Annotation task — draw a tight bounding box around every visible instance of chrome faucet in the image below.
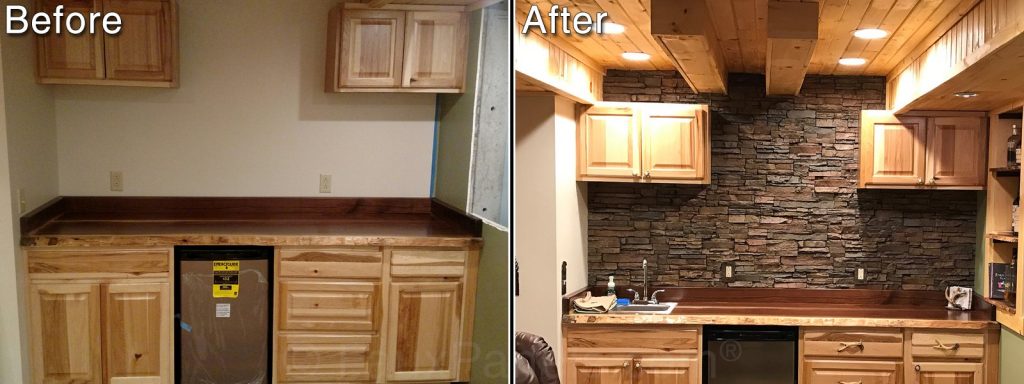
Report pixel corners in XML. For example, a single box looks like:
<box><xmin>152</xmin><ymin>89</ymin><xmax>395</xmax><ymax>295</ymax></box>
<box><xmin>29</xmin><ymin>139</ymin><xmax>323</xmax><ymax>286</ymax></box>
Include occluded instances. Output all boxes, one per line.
<box><xmin>626</xmin><ymin>259</ymin><xmax>667</xmax><ymax>304</ymax></box>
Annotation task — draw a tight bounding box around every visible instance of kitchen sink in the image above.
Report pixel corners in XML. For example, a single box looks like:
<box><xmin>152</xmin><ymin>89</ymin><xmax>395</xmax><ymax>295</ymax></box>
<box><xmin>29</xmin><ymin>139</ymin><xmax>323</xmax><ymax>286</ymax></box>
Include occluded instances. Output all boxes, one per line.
<box><xmin>609</xmin><ymin>302</ymin><xmax>677</xmax><ymax>314</ymax></box>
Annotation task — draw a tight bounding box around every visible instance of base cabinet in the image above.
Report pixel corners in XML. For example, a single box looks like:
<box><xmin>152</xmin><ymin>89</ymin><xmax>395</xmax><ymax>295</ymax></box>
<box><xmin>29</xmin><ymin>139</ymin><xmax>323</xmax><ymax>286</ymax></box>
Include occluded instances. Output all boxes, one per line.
<box><xmin>635</xmin><ymin>358</ymin><xmax>698</xmax><ymax>384</ymax></box>
<box><xmin>566</xmin><ymin>357</ymin><xmax>633</xmax><ymax>384</ymax></box>
<box><xmin>103</xmin><ymin>283</ymin><xmax>170</xmax><ymax>384</ymax></box>
<box><xmin>29</xmin><ymin>283</ymin><xmax>103</xmax><ymax>384</ymax></box>
<box><xmin>911</xmin><ymin>362</ymin><xmax>983</xmax><ymax>384</ymax></box>
<box><xmin>385</xmin><ymin>281</ymin><xmax>463</xmax><ymax>381</ymax></box>
<box><xmin>803</xmin><ymin>360</ymin><xmax>901</xmax><ymax>384</ymax></box>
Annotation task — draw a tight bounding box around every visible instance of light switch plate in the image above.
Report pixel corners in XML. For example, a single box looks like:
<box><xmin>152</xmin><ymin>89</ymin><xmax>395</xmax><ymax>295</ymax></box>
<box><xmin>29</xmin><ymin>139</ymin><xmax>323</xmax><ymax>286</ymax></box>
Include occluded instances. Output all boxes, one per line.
<box><xmin>857</xmin><ymin>268</ymin><xmax>866</xmax><ymax>281</ymax></box>
<box><xmin>110</xmin><ymin>171</ymin><xmax>124</xmax><ymax>192</ymax></box>
<box><xmin>16</xmin><ymin>188</ymin><xmax>25</xmax><ymax>214</ymax></box>
<box><xmin>319</xmin><ymin>174</ymin><xmax>331</xmax><ymax>193</ymax></box>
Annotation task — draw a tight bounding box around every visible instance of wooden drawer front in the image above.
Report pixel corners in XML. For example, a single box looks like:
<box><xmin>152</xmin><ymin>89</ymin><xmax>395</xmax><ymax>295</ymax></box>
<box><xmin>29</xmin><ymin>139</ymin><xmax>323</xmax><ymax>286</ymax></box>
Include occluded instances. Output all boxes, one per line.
<box><xmin>803</xmin><ymin>329</ymin><xmax>904</xmax><ymax>359</ymax></box>
<box><xmin>804</xmin><ymin>360</ymin><xmax>901</xmax><ymax>384</ymax></box>
<box><xmin>565</xmin><ymin>326</ymin><xmax>699</xmax><ymax>354</ymax></box>
<box><xmin>279</xmin><ymin>248</ymin><xmax>382</xmax><ymax>279</ymax></box>
<box><xmin>27</xmin><ymin>249</ymin><xmax>169</xmax><ymax>277</ymax></box>
<box><xmin>390</xmin><ymin>249</ymin><xmax>466</xmax><ymax>277</ymax></box>
<box><xmin>278</xmin><ymin>334</ymin><xmax>378</xmax><ymax>382</ymax></box>
<box><xmin>280</xmin><ymin>281</ymin><xmax>380</xmax><ymax>331</ymax></box>
<box><xmin>910</xmin><ymin>331</ymin><xmax>985</xmax><ymax>359</ymax></box>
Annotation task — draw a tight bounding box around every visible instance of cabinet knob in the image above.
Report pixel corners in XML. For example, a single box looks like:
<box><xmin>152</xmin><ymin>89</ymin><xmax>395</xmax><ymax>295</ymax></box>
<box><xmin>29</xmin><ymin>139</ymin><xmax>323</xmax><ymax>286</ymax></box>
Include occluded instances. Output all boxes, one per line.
<box><xmin>917</xmin><ymin>178</ymin><xmax>924</xmax><ymax>184</ymax></box>
<box><xmin>632</xmin><ymin>171</ymin><xmax>639</xmax><ymax>177</ymax></box>
<box><xmin>915</xmin><ymin>365</ymin><xmax>921</xmax><ymax>372</ymax></box>
<box><xmin>622</xmin><ymin>362</ymin><xmax>628</xmax><ymax>368</ymax></box>
<box><xmin>635</xmin><ymin>362</ymin><xmax>641</xmax><ymax>369</ymax></box>
<box><xmin>644</xmin><ymin>171</ymin><xmax>651</xmax><ymax>178</ymax></box>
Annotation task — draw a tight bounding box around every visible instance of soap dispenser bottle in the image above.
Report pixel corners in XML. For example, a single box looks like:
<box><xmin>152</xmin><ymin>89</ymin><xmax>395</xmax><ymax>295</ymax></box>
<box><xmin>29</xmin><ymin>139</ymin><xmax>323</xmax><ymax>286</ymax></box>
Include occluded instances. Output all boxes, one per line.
<box><xmin>607</xmin><ymin>276</ymin><xmax>616</xmax><ymax>297</ymax></box>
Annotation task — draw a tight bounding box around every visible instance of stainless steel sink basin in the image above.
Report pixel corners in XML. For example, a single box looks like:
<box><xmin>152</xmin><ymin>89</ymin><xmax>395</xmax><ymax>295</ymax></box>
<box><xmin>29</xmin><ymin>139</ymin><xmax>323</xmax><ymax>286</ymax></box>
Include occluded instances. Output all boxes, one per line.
<box><xmin>609</xmin><ymin>302</ymin><xmax>677</xmax><ymax>314</ymax></box>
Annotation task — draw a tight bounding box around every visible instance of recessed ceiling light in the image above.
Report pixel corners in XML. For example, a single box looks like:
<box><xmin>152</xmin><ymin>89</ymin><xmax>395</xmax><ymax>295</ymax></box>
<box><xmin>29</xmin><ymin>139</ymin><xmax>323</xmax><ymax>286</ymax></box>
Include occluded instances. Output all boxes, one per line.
<box><xmin>838</xmin><ymin>57</ymin><xmax>867</xmax><ymax>66</ymax></box>
<box><xmin>602</xmin><ymin>22</ymin><xmax>626</xmax><ymax>34</ymax></box>
<box><xmin>622</xmin><ymin>52</ymin><xmax>651</xmax><ymax>61</ymax></box>
<box><xmin>954</xmin><ymin>91</ymin><xmax>978</xmax><ymax>98</ymax></box>
<box><xmin>853</xmin><ymin>28</ymin><xmax>888</xmax><ymax>39</ymax></box>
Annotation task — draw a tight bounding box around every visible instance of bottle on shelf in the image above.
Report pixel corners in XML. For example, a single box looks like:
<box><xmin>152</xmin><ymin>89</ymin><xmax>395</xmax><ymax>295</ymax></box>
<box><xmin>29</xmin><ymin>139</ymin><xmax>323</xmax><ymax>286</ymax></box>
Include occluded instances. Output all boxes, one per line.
<box><xmin>1014</xmin><ymin>196</ymin><xmax>1020</xmax><ymax>234</ymax></box>
<box><xmin>1009</xmin><ymin>124</ymin><xmax>1021</xmax><ymax>168</ymax></box>
<box><xmin>606</xmin><ymin>275</ymin><xmax>616</xmax><ymax>297</ymax></box>
<box><xmin>1008</xmin><ymin>256</ymin><xmax>1017</xmax><ymax>305</ymax></box>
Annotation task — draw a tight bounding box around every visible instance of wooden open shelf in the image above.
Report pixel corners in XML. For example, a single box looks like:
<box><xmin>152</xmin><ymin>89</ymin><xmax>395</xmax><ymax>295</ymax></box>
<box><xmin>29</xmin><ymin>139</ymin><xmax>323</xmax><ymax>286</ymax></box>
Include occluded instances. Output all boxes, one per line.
<box><xmin>991</xmin><ymin>167</ymin><xmax>1022</xmax><ymax>177</ymax></box>
<box><xmin>983</xmin><ymin>296</ymin><xmax>1017</xmax><ymax>314</ymax></box>
<box><xmin>988</xmin><ymin>232</ymin><xmax>1019</xmax><ymax>243</ymax></box>
<box><xmin>983</xmin><ymin>102</ymin><xmax>1024</xmax><ymax>335</ymax></box>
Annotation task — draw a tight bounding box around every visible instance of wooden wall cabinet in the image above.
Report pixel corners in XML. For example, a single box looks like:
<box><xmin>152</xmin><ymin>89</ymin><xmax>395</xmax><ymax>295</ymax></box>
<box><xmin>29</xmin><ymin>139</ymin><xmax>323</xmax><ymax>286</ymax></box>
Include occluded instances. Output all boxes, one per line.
<box><xmin>326</xmin><ymin>4</ymin><xmax>468</xmax><ymax>93</ymax></box>
<box><xmin>859</xmin><ymin>111</ymin><xmax>987</xmax><ymax>189</ymax></box>
<box><xmin>36</xmin><ymin>0</ymin><xmax>178</xmax><ymax>87</ymax></box>
<box><xmin>578</xmin><ymin>102</ymin><xmax>710</xmax><ymax>184</ymax></box>
<box><xmin>26</xmin><ymin>249</ymin><xmax>172</xmax><ymax>384</ymax></box>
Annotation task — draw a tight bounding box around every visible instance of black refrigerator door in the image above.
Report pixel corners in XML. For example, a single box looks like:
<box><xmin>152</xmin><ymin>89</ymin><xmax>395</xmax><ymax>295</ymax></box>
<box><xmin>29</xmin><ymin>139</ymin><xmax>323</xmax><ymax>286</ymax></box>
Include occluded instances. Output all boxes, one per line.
<box><xmin>176</xmin><ymin>247</ymin><xmax>273</xmax><ymax>384</ymax></box>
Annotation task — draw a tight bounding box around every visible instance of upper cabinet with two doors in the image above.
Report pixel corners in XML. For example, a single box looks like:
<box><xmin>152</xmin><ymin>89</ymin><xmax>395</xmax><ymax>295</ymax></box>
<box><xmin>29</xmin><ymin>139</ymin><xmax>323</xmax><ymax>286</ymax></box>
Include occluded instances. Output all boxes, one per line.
<box><xmin>325</xmin><ymin>3</ymin><xmax>468</xmax><ymax>93</ymax></box>
<box><xmin>859</xmin><ymin>110</ymin><xmax>987</xmax><ymax>189</ymax></box>
<box><xmin>578</xmin><ymin>102</ymin><xmax>711</xmax><ymax>184</ymax></box>
<box><xmin>36</xmin><ymin>0</ymin><xmax>178</xmax><ymax>87</ymax></box>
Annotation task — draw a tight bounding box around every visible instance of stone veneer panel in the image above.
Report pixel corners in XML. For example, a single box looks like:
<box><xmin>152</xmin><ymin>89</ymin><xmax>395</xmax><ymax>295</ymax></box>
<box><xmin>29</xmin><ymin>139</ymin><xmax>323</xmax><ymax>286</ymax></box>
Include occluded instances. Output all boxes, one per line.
<box><xmin>591</xmin><ymin>71</ymin><xmax>978</xmax><ymax>290</ymax></box>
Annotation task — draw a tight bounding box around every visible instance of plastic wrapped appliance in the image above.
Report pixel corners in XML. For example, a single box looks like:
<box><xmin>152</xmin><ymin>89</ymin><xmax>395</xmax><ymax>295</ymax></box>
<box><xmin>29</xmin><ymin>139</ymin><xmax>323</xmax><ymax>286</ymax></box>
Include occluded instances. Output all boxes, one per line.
<box><xmin>175</xmin><ymin>246</ymin><xmax>273</xmax><ymax>384</ymax></box>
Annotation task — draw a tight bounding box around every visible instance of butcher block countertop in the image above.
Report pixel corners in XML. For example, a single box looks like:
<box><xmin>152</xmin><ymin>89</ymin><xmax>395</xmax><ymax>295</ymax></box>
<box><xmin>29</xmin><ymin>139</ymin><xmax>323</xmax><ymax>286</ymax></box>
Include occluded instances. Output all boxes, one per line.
<box><xmin>21</xmin><ymin>197</ymin><xmax>482</xmax><ymax>248</ymax></box>
<box><xmin>563</xmin><ymin>287</ymin><xmax>998</xmax><ymax>330</ymax></box>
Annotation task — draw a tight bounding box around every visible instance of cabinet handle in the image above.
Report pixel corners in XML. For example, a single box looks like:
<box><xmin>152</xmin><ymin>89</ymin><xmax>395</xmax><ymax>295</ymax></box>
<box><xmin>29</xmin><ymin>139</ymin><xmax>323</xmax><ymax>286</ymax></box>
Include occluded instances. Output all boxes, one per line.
<box><xmin>933</xmin><ymin>340</ymin><xmax>960</xmax><ymax>351</ymax></box>
<box><xmin>838</xmin><ymin>381</ymin><xmax>862</xmax><ymax>384</ymax></box>
<box><xmin>836</xmin><ymin>341</ymin><xmax>863</xmax><ymax>352</ymax></box>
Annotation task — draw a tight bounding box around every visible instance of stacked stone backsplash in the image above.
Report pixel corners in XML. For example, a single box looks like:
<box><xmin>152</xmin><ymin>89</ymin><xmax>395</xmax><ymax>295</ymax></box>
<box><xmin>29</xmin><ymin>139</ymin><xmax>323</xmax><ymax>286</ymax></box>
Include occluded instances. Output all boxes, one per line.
<box><xmin>590</xmin><ymin>71</ymin><xmax>978</xmax><ymax>290</ymax></box>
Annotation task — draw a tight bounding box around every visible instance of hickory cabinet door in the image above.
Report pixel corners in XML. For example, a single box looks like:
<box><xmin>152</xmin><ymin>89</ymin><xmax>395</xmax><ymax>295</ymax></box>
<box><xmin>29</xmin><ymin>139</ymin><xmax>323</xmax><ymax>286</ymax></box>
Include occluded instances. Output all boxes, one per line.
<box><xmin>566</xmin><ymin>357</ymin><xmax>633</xmax><ymax>384</ymax></box>
<box><xmin>912</xmin><ymin>362</ymin><xmax>983</xmax><ymax>384</ymax></box>
<box><xmin>386</xmin><ymin>281</ymin><xmax>462</xmax><ymax>382</ymax></box>
<box><xmin>29</xmin><ymin>283</ymin><xmax>102</xmax><ymax>384</ymax></box>
<box><xmin>860</xmin><ymin>112</ymin><xmax>927</xmax><ymax>187</ymax></box>
<box><xmin>926</xmin><ymin>117</ymin><xmax>986</xmax><ymax>187</ymax></box>
<box><xmin>402</xmin><ymin>11</ymin><xmax>467</xmax><ymax>89</ymax></box>
<box><xmin>803</xmin><ymin>359</ymin><xmax>901</xmax><ymax>384</ymax></box>
<box><xmin>102</xmin><ymin>0</ymin><xmax>175</xmax><ymax>82</ymax></box>
<box><xmin>103</xmin><ymin>283</ymin><xmax>170</xmax><ymax>384</ymax></box>
<box><xmin>578</xmin><ymin>104</ymin><xmax>642</xmax><ymax>180</ymax></box>
<box><xmin>641</xmin><ymin>104</ymin><xmax>706</xmax><ymax>181</ymax></box>
<box><xmin>36</xmin><ymin>0</ymin><xmax>104</xmax><ymax>80</ymax></box>
<box><xmin>635</xmin><ymin>357</ymin><xmax>698</xmax><ymax>384</ymax></box>
<box><xmin>338</xmin><ymin>10</ymin><xmax>406</xmax><ymax>88</ymax></box>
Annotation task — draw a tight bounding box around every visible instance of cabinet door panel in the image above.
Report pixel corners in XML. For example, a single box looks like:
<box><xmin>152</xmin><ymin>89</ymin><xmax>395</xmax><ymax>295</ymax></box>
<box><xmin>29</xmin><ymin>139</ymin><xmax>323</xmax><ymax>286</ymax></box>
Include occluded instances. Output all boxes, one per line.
<box><xmin>386</xmin><ymin>281</ymin><xmax>461</xmax><ymax>381</ymax></box>
<box><xmin>642</xmin><ymin>104</ymin><xmax>706</xmax><ymax>181</ymax></box>
<box><xmin>635</xmin><ymin>357</ymin><xmax>697</xmax><ymax>384</ymax></box>
<box><xmin>102</xmin><ymin>0</ymin><xmax>175</xmax><ymax>81</ymax></box>
<box><xmin>36</xmin><ymin>0</ymin><xmax>104</xmax><ymax>80</ymax></box>
<box><xmin>913</xmin><ymin>362</ymin><xmax>982</xmax><ymax>384</ymax></box>
<box><xmin>402</xmin><ymin>11</ymin><xmax>466</xmax><ymax>88</ymax></box>
<box><xmin>280</xmin><ymin>281</ymin><xmax>381</xmax><ymax>331</ymax></box>
<box><xmin>927</xmin><ymin>117</ymin><xmax>986</xmax><ymax>187</ymax></box>
<box><xmin>339</xmin><ymin>10</ymin><xmax>405</xmax><ymax>88</ymax></box>
<box><xmin>30</xmin><ymin>283</ymin><xmax>102</xmax><ymax>384</ymax></box>
<box><xmin>104</xmin><ymin>283</ymin><xmax>170</xmax><ymax>384</ymax></box>
<box><xmin>579</xmin><ymin>104</ymin><xmax>641</xmax><ymax>179</ymax></box>
<box><xmin>566</xmin><ymin>357</ymin><xmax>632</xmax><ymax>384</ymax></box>
<box><xmin>804</xmin><ymin>359</ymin><xmax>900</xmax><ymax>384</ymax></box>
<box><xmin>860</xmin><ymin>111</ymin><xmax>927</xmax><ymax>187</ymax></box>
<box><xmin>278</xmin><ymin>334</ymin><xmax>378</xmax><ymax>382</ymax></box>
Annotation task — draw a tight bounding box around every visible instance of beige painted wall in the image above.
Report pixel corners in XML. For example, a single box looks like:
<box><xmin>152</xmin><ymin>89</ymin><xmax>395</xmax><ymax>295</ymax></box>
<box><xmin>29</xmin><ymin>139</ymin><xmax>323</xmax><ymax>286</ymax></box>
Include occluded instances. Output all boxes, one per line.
<box><xmin>54</xmin><ymin>0</ymin><xmax>436</xmax><ymax>197</ymax></box>
<box><xmin>514</xmin><ymin>93</ymin><xmax>587</xmax><ymax>360</ymax></box>
<box><xmin>0</xmin><ymin>3</ymin><xmax>61</xmax><ymax>381</ymax></box>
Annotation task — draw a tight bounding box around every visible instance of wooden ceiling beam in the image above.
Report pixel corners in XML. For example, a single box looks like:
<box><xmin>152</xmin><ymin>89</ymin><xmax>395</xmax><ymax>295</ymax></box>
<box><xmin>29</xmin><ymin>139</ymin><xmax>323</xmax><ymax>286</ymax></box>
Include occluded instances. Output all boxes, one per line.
<box><xmin>765</xmin><ymin>1</ymin><xmax>818</xmax><ymax>96</ymax></box>
<box><xmin>650</xmin><ymin>0</ymin><xmax>728</xmax><ymax>94</ymax></box>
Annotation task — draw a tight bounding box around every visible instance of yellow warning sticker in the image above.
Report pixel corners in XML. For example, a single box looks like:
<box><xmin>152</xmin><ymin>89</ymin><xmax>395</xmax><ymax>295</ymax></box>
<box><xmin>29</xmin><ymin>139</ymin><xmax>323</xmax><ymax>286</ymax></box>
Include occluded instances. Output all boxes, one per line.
<box><xmin>212</xmin><ymin>260</ymin><xmax>239</xmax><ymax>298</ymax></box>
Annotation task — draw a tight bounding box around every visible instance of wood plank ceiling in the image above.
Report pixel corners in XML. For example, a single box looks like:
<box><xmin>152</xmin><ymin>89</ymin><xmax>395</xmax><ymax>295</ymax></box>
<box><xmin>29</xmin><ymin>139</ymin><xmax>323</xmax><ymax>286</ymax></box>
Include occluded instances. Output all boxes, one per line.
<box><xmin>516</xmin><ymin>0</ymin><xmax>978</xmax><ymax>76</ymax></box>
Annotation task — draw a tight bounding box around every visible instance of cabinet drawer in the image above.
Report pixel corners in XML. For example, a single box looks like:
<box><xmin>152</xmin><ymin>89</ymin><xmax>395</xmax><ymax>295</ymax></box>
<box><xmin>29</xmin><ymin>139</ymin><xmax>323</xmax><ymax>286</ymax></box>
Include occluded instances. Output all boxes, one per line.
<box><xmin>565</xmin><ymin>326</ymin><xmax>699</xmax><ymax>354</ymax></box>
<box><xmin>277</xmin><ymin>333</ymin><xmax>378</xmax><ymax>382</ymax></box>
<box><xmin>910</xmin><ymin>331</ymin><xmax>985</xmax><ymax>359</ymax></box>
<box><xmin>390</xmin><ymin>249</ymin><xmax>466</xmax><ymax>277</ymax></box>
<box><xmin>804</xmin><ymin>359</ymin><xmax>901</xmax><ymax>384</ymax></box>
<box><xmin>279</xmin><ymin>281</ymin><xmax>380</xmax><ymax>331</ymax></box>
<box><xmin>27</xmin><ymin>249</ymin><xmax>169</xmax><ymax>277</ymax></box>
<box><xmin>279</xmin><ymin>248</ymin><xmax>382</xmax><ymax>278</ymax></box>
<box><xmin>803</xmin><ymin>329</ymin><xmax>903</xmax><ymax>358</ymax></box>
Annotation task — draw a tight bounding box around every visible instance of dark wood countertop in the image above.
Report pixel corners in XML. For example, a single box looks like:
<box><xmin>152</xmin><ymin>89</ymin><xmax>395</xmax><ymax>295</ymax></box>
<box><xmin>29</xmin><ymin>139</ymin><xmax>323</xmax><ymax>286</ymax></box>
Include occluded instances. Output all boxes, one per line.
<box><xmin>563</xmin><ymin>287</ymin><xmax>997</xmax><ymax>330</ymax></box>
<box><xmin>21</xmin><ymin>197</ymin><xmax>482</xmax><ymax>247</ymax></box>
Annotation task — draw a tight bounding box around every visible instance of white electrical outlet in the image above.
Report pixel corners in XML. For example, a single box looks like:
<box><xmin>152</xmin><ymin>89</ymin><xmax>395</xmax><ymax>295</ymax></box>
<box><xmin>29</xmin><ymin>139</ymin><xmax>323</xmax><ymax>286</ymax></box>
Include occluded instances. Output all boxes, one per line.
<box><xmin>725</xmin><ymin>265</ymin><xmax>734</xmax><ymax>278</ymax></box>
<box><xmin>17</xmin><ymin>188</ymin><xmax>25</xmax><ymax>214</ymax></box>
<box><xmin>319</xmin><ymin>174</ymin><xmax>332</xmax><ymax>193</ymax></box>
<box><xmin>110</xmin><ymin>171</ymin><xmax>124</xmax><ymax>192</ymax></box>
<box><xmin>857</xmin><ymin>268</ymin><xmax>866</xmax><ymax>281</ymax></box>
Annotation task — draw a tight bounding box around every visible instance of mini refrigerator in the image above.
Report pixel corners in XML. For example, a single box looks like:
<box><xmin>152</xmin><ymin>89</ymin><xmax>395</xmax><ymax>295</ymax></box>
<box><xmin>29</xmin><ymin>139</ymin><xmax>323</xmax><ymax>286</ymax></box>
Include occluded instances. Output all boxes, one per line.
<box><xmin>175</xmin><ymin>246</ymin><xmax>273</xmax><ymax>384</ymax></box>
